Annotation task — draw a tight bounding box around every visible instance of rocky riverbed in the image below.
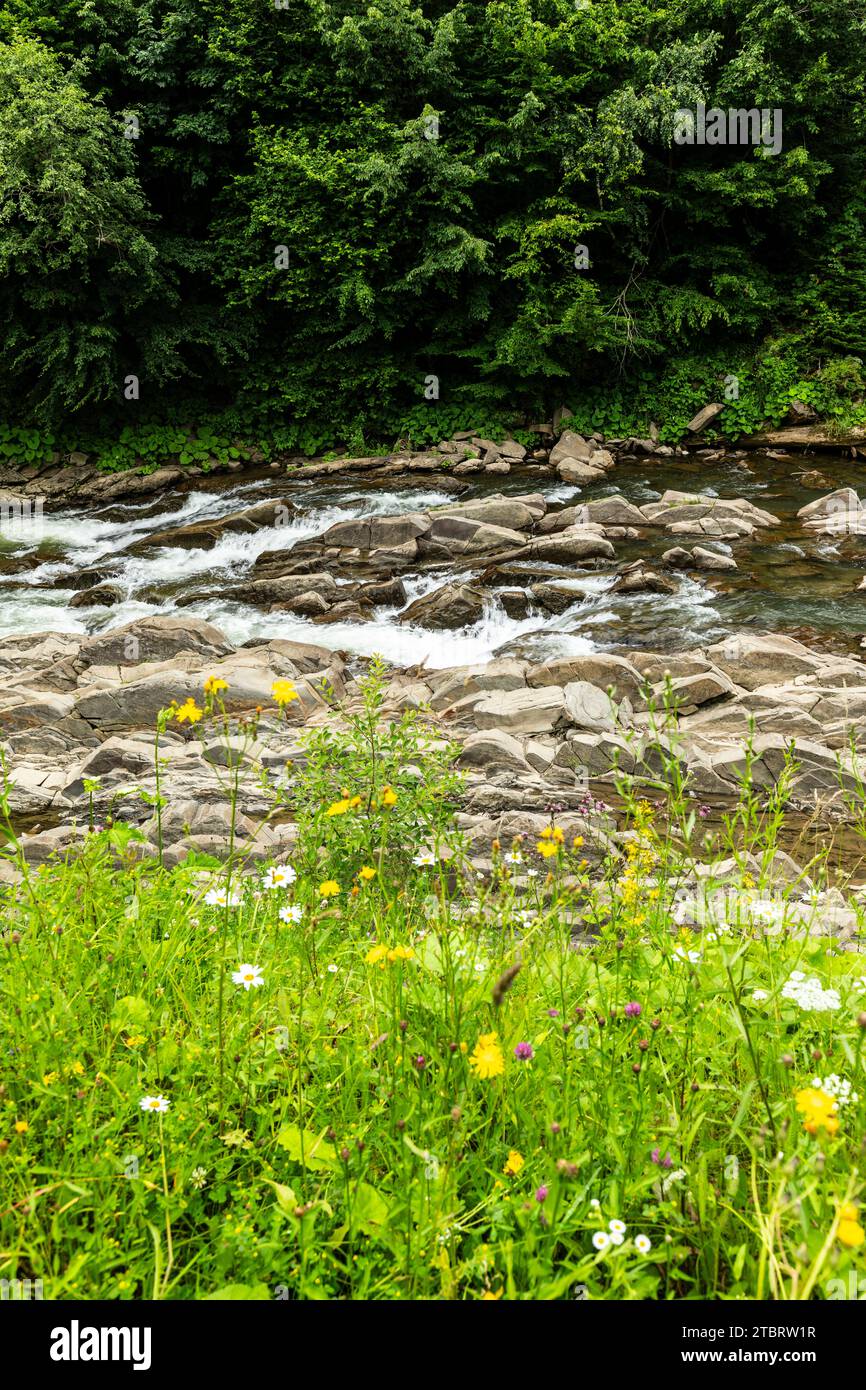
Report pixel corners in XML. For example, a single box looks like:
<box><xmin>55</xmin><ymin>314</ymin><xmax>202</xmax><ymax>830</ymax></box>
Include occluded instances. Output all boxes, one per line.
<box><xmin>3</xmin><ymin>428</ymin><xmax>866</xmax><ymax>886</ymax></box>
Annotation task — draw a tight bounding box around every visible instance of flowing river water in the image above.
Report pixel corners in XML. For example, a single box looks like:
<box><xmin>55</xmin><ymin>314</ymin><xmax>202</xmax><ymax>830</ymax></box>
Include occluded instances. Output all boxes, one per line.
<box><xmin>1</xmin><ymin>450</ymin><xmax>865</xmax><ymax>667</ymax></box>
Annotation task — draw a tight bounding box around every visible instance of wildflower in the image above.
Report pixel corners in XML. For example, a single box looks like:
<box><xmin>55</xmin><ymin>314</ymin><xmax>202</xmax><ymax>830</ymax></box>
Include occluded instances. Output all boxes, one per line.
<box><xmin>271</xmin><ymin>679</ymin><xmax>299</xmax><ymax>706</ymax></box>
<box><xmin>661</xmin><ymin>1168</ymin><xmax>687</xmax><ymax>1196</ymax></box>
<box><xmin>609</xmin><ymin>1219</ymin><xmax>626</xmax><ymax>1235</ymax></box>
<box><xmin>139</xmin><ymin>1096</ymin><xmax>170</xmax><ymax>1114</ymax></box>
<box><xmin>232</xmin><ymin>964</ymin><xmax>264</xmax><ymax>991</ymax></box>
<box><xmin>190</xmin><ymin>1167</ymin><xmax>208</xmax><ymax>1190</ymax></box>
<box><xmin>278</xmin><ymin>904</ymin><xmax>303</xmax><ymax>924</ymax></box>
<box><xmin>610</xmin><ymin>1230</ymin><xmax>625</xmax><ymax>1246</ymax></box>
<box><xmin>503</xmin><ymin>851</ymin><xmax>522</xmax><ymax>865</ymax></box>
<box><xmin>42</xmin><ymin>1072</ymin><xmax>58</xmax><ymax>1086</ymax></box>
<box><xmin>204</xmin><ymin>886</ymin><xmax>242</xmax><ymax>908</ymax></box>
<box><xmin>635</xmin><ymin>1234</ymin><xmax>652</xmax><ymax>1254</ymax></box>
<box><xmin>480</xmin><ymin>1289</ymin><xmax>503</xmax><ymax>1300</ymax></box>
<box><xmin>469</xmin><ymin>1032</ymin><xmax>505</xmax><ymax>1081</ymax></box>
<box><xmin>503</xmin><ymin>1150</ymin><xmax>524</xmax><ymax>1176</ymax></box>
<box><xmin>795</xmin><ymin>1086</ymin><xmax>839</xmax><ymax>1136</ymax></box>
<box><xmin>781</xmin><ymin>972</ymin><xmax>840</xmax><ymax>1013</ymax></box>
<box><xmin>813</xmin><ymin>1074</ymin><xmax>858</xmax><ymax>1106</ymax></box>
<box><xmin>366</xmin><ymin>944</ymin><xmax>388</xmax><ymax>966</ymax></box>
<box><xmin>326</xmin><ymin>798</ymin><xmax>351</xmax><ymax>816</ymax></box>
<box><xmin>14</xmin><ymin>1120</ymin><xmax>28</xmax><ymax>1134</ymax></box>
<box><xmin>837</xmin><ymin>1203</ymin><xmax>865</xmax><ymax>1248</ymax></box>
<box><xmin>592</xmin><ymin>1231</ymin><xmax>610</xmax><ymax>1251</ymax></box>
<box><xmin>262</xmin><ymin>864</ymin><xmax>296</xmax><ymax>890</ymax></box>
<box><xmin>513</xmin><ymin>1041</ymin><xmax>534</xmax><ymax>1061</ymax></box>
<box><xmin>535</xmin><ymin>1186</ymin><xmax>548</xmax><ymax>1203</ymax></box>
<box><xmin>318</xmin><ymin>880</ymin><xmax>340</xmax><ymax>897</ymax></box>
<box><xmin>175</xmin><ymin>697</ymin><xmax>203</xmax><ymax>725</ymax></box>
<box><xmin>624</xmin><ymin>1002</ymin><xmax>642</xmax><ymax>1018</ymax></box>
<box><xmin>536</xmin><ymin>839</ymin><xmax>559</xmax><ymax>859</ymax></box>
<box><xmin>327</xmin><ymin>963</ymin><xmax>338</xmax><ymax>974</ymax></box>
<box><xmin>203</xmin><ymin>676</ymin><xmax>229</xmax><ymax>695</ymax></box>
<box><xmin>413</xmin><ymin>851</ymin><xmax>436</xmax><ymax>867</ymax></box>
<box><xmin>672</xmin><ymin>946</ymin><xmax>702</xmax><ymax>965</ymax></box>
<box><xmin>387</xmin><ymin>945</ymin><xmax>415</xmax><ymax>963</ymax></box>
<box><xmin>358</xmin><ymin>866</ymin><xmax>377</xmax><ymax>881</ymax></box>
<box><xmin>651</xmin><ymin>1147</ymin><xmax>673</xmax><ymax>1169</ymax></box>
<box><xmin>751</xmin><ymin>989</ymin><xmax>769</xmax><ymax>1003</ymax></box>
<box><xmin>381</xmin><ymin>786</ymin><xmax>397</xmax><ymax>807</ymax></box>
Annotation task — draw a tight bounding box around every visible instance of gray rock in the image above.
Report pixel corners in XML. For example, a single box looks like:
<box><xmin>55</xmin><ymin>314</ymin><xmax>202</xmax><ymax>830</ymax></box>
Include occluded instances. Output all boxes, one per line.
<box><xmin>473</xmin><ymin>687</ymin><xmax>568</xmax><ymax>736</ymax></box>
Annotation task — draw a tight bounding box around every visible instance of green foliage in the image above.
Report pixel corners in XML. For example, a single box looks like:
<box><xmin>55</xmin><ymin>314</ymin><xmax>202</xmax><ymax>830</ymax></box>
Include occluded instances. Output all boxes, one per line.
<box><xmin>2</xmin><ymin>672</ymin><xmax>866</xmax><ymax>1298</ymax></box>
<box><xmin>0</xmin><ymin>1</ymin><xmax>864</xmax><ymax>442</ymax></box>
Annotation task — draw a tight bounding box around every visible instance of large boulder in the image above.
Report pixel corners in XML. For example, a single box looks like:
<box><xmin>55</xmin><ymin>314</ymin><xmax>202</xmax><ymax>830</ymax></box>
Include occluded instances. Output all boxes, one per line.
<box><xmin>507</xmin><ymin>527</ymin><xmax>616</xmax><ymax>564</ymax></box>
<box><xmin>399</xmin><ymin>582</ymin><xmax>486</xmax><ymax>629</ymax></box>
<box><xmin>706</xmin><ymin>634</ymin><xmax>826</xmax><ymax>690</ymax></box>
<box><xmin>473</xmin><ymin>687</ymin><xmax>568</xmax><ymax>736</ymax></box>
<box><xmin>321</xmin><ymin>512</ymin><xmax>430</xmax><ymax>550</ymax></box>
<box><xmin>75</xmin><ymin>616</ymin><xmax>232</xmax><ymax>670</ymax></box>
<box><xmin>528</xmin><ymin>653</ymin><xmax>644</xmax><ymax>704</ymax></box>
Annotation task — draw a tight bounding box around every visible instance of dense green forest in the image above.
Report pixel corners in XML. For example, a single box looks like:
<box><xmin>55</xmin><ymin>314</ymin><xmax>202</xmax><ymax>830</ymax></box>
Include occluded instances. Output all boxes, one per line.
<box><xmin>1</xmin><ymin>0</ymin><xmax>865</xmax><ymax>457</ymax></box>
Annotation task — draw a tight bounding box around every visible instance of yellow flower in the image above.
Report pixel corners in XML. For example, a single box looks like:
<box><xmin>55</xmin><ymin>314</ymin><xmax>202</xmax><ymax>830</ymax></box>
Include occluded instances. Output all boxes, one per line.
<box><xmin>69</xmin><ymin>1061</ymin><xmax>84</xmax><ymax>1076</ymax></box>
<box><xmin>381</xmin><ymin>786</ymin><xmax>397</xmax><ymax>807</ymax></box>
<box><xmin>14</xmin><ymin>1120</ymin><xmax>28</xmax><ymax>1134</ymax></box>
<box><xmin>469</xmin><ymin>1032</ymin><xmax>505</xmax><ymax>1080</ymax></box>
<box><xmin>359</xmin><ymin>866</ymin><xmax>376</xmax><ymax>881</ymax></box>
<box><xmin>838</xmin><ymin>1218</ymin><xmax>865</xmax><ymax>1248</ymax></box>
<box><xmin>365</xmin><ymin>943</ymin><xmax>388</xmax><ymax>965</ymax></box>
<box><xmin>272</xmin><ymin>679</ymin><xmax>299</xmax><ymax>707</ymax></box>
<box><xmin>175</xmin><ymin>697</ymin><xmax>203</xmax><ymax>725</ymax></box>
<box><xmin>795</xmin><ymin>1087</ymin><xmax>839</xmax><ymax>1136</ymax></box>
<box><xmin>41</xmin><ymin>1072</ymin><xmax>58</xmax><ymax>1086</ymax></box>
<box><xmin>537</xmin><ymin>840</ymin><xmax>559</xmax><ymax>858</ymax></box>
<box><xmin>503</xmin><ymin>1149</ymin><xmax>524</xmax><ymax>1176</ymax></box>
<box><xmin>203</xmin><ymin>676</ymin><xmax>229</xmax><ymax>695</ymax></box>
<box><xmin>387</xmin><ymin>945</ymin><xmax>415</xmax><ymax>963</ymax></box>
<box><xmin>480</xmin><ymin>1289</ymin><xmax>503</xmax><ymax>1300</ymax></box>
<box><xmin>326</xmin><ymin>799</ymin><xmax>350</xmax><ymax>817</ymax></box>
<box><xmin>318</xmin><ymin>880</ymin><xmax>340</xmax><ymax>898</ymax></box>
<box><xmin>572</xmin><ymin>835</ymin><xmax>584</xmax><ymax>848</ymax></box>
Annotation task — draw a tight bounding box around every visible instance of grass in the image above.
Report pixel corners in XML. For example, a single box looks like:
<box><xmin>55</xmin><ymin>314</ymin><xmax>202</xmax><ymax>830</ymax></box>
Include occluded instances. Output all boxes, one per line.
<box><xmin>1</xmin><ymin>664</ymin><xmax>866</xmax><ymax>1301</ymax></box>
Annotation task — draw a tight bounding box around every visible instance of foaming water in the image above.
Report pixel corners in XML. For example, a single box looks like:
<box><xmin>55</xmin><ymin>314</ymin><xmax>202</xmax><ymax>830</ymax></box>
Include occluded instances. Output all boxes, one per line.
<box><xmin>3</xmin><ymin>448</ymin><xmax>854</xmax><ymax>662</ymax></box>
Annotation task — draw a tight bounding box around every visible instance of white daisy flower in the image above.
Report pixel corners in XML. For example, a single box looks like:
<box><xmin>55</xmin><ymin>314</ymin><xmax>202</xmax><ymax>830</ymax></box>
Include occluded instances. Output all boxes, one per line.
<box><xmin>592</xmin><ymin>1231</ymin><xmax>610</xmax><ymax>1251</ymax></box>
<box><xmin>589</xmin><ymin>1198</ymin><xmax>600</xmax><ymax>1209</ymax></box>
<box><xmin>751</xmin><ymin>988</ymin><xmax>769</xmax><ymax>1003</ymax></box>
<box><xmin>232</xmin><ymin>964</ymin><xmax>264</xmax><ymax>990</ymax></box>
<box><xmin>503</xmin><ymin>851</ymin><xmax>522</xmax><ymax>865</ymax></box>
<box><xmin>204</xmin><ymin>887</ymin><xmax>242</xmax><ymax>908</ymax></box>
<box><xmin>609</xmin><ymin>1231</ymin><xmax>624</xmax><ymax>1246</ymax></box>
<box><xmin>139</xmin><ymin>1094</ymin><xmax>170</xmax><ymax>1114</ymax></box>
<box><xmin>608</xmin><ymin>1219</ymin><xmax>626</xmax><ymax>1234</ymax></box>
<box><xmin>279</xmin><ymin>904</ymin><xmax>303</xmax><ymax>924</ymax></box>
<box><xmin>634</xmin><ymin>1234</ymin><xmax>652</xmax><ymax>1254</ymax></box>
<box><xmin>262</xmin><ymin>864</ymin><xmax>297</xmax><ymax>890</ymax></box>
<box><xmin>327</xmin><ymin>963</ymin><xmax>338</xmax><ymax>974</ymax></box>
<box><xmin>413</xmin><ymin>851</ymin><xmax>436</xmax><ymax>867</ymax></box>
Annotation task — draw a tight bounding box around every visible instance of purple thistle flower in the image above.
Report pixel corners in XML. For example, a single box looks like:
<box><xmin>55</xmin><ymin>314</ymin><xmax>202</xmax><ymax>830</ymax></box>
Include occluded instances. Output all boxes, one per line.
<box><xmin>547</xmin><ymin>1008</ymin><xmax>560</xmax><ymax>1018</ymax></box>
<box><xmin>624</xmin><ymin>1001</ymin><xmax>642</xmax><ymax>1018</ymax></box>
<box><xmin>514</xmin><ymin>1041</ymin><xmax>534</xmax><ymax>1060</ymax></box>
<box><xmin>535</xmin><ymin>1185</ymin><xmax>549</xmax><ymax>1203</ymax></box>
<box><xmin>413</xmin><ymin>1054</ymin><xmax>426</xmax><ymax>1070</ymax></box>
